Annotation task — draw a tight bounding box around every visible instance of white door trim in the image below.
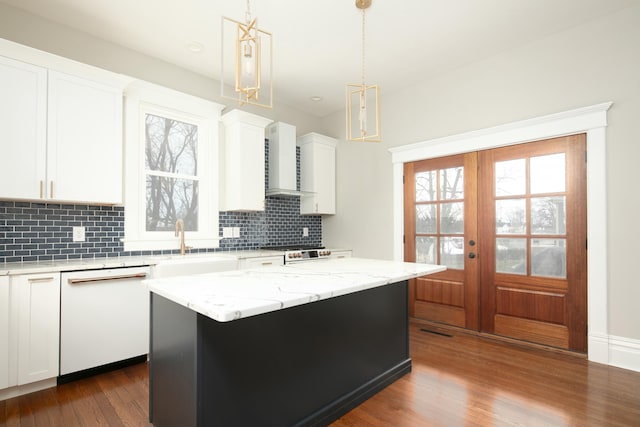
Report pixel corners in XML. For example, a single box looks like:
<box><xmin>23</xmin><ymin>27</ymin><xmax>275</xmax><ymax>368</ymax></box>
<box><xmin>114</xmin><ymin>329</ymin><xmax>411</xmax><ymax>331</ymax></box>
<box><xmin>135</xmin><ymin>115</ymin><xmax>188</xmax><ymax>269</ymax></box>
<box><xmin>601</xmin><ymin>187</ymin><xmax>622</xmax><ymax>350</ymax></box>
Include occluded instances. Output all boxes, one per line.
<box><xmin>390</xmin><ymin>102</ymin><xmax>612</xmax><ymax>365</ymax></box>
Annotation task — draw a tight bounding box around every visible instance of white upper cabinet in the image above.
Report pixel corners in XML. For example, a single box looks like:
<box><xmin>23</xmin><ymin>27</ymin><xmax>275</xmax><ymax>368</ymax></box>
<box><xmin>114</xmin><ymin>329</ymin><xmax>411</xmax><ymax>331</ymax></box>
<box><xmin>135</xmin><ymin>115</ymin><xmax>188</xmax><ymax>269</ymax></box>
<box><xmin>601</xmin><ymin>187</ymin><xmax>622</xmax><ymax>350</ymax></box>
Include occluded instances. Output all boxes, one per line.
<box><xmin>0</xmin><ymin>53</ymin><xmax>124</xmax><ymax>204</ymax></box>
<box><xmin>47</xmin><ymin>71</ymin><xmax>123</xmax><ymax>204</ymax></box>
<box><xmin>297</xmin><ymin>133</ymin><xmax>337</xmax><ymax>215</ymax></box>
<box><xmin>0</xmin><ymin>56</ymin><xmax>47</xmax><ymax>200</ymax></box>
<box><xmin>220</xmin><ymin>109</ymin><xmax>273</xmax><ymax>211</ymax></box>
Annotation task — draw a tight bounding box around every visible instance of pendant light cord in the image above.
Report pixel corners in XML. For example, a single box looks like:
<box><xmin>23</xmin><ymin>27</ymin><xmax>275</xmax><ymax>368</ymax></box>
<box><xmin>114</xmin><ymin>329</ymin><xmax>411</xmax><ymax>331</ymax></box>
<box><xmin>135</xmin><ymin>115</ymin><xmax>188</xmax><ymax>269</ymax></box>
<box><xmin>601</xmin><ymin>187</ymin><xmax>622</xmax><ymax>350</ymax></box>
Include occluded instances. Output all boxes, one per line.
<box><xmin>361</xmin><ymin>7</ymin><xmax>366</xmax><ymax>87</ymax></box>
<box><xmin>245</xmin><ymin>0</ymin><xmax>252</xmax><ymax>23</ymax></box>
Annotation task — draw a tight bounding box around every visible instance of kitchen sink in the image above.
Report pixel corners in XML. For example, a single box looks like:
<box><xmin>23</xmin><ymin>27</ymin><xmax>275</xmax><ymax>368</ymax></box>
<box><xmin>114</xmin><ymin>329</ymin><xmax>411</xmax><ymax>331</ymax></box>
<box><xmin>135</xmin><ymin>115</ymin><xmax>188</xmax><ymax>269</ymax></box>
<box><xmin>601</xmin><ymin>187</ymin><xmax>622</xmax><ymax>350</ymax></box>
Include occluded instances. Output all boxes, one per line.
<box><xmin>152</xmin><ymin>254</ymin><xmax>238</xmax><ymax>278</ymax></box>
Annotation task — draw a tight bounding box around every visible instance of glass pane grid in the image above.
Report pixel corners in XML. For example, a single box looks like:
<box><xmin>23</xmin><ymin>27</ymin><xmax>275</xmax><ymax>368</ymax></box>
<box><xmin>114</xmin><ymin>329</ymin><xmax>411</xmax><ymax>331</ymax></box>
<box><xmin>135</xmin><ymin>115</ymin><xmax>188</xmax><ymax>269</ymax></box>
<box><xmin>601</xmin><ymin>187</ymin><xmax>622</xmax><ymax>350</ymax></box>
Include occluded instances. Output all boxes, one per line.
<box><xmin>494</xmin><ymin>156</ymin><xmax>567</xmax><ymax>278</ymax></box>
<box><xmin>414</xmin><ymin>167</ymin><xmax>465</xmax><ymax>270</ymax></box>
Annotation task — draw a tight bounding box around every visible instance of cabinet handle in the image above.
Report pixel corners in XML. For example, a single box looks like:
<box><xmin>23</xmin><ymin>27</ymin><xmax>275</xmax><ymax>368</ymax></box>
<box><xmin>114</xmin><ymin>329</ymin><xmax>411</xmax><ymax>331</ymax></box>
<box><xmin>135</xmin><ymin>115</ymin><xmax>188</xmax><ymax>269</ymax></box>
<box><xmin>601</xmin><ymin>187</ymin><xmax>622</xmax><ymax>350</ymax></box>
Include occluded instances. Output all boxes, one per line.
<box><xmin>261</xmin><ymin>262</ymin><xmax>273</xmax><ymax>266</ymax></box>
<box><xmin>28</xmin><ymin>276</ymin><xmax>55</xmax><ymax>283</ymax></box>
<box><xmin>50</xmin><ymin>181</ymin><xmax>54</xmax><ymax>199</ymax></box>
<box><xmin>67</xmin><ymin>272</ymin><xmax>147</xmax><ymax>284</ymax></box>
<box><xmin>39</xmin><ymin>180</ymin><xmax>43</xmax><ymax>199</ymax></box>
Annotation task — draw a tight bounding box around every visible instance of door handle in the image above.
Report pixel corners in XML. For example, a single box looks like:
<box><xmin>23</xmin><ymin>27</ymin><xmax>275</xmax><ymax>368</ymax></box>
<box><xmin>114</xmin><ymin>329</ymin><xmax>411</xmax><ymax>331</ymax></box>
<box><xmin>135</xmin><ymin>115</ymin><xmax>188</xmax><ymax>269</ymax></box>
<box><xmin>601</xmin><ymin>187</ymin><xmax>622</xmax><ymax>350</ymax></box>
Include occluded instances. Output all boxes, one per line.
<box><xmin>468</xmin><ymin>252</ymin><xmax>476</xmax><ymax>259</ymax></box>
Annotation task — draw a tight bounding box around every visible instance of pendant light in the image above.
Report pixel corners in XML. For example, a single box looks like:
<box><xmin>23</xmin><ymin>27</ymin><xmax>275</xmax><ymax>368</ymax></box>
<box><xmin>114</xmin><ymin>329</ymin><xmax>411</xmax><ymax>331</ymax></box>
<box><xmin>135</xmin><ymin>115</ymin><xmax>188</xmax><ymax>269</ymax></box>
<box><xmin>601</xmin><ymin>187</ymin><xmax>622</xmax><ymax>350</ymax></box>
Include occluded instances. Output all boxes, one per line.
<box><xmin>221</xmin><ymin>0</ymin><xmax>273</xmax><ymax>108</ymax></box>
<box><xmin>346</xmin><ymin>0</ymin><xmax>381</xmax><ymax>142</ymax></box>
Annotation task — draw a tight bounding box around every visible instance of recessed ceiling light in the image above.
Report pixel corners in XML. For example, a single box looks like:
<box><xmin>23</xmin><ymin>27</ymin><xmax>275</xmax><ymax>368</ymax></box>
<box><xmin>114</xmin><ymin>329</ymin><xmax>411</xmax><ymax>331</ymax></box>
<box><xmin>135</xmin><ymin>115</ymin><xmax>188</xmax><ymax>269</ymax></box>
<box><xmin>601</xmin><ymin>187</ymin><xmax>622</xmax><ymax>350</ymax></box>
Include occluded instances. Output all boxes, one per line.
<box><xmin>310</xmin><ymin>96</ymin><xmax>323</xmax><ymax>102</ymax></box>
<box><xmin>186</xmin><ymin>42</ymin><xmax>204</xmax><ymax>53</ymax></box>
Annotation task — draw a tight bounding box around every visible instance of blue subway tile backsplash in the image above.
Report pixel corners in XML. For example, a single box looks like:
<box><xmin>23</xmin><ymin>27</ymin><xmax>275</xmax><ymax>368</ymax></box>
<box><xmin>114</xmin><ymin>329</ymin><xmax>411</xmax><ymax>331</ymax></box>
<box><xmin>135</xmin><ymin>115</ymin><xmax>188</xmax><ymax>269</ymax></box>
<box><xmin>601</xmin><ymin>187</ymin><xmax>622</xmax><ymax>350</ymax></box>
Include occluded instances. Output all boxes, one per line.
<box><xmin>0</xmin><ymin>142</ymin><xmax>322</xmax><ymax>263</ymax></box>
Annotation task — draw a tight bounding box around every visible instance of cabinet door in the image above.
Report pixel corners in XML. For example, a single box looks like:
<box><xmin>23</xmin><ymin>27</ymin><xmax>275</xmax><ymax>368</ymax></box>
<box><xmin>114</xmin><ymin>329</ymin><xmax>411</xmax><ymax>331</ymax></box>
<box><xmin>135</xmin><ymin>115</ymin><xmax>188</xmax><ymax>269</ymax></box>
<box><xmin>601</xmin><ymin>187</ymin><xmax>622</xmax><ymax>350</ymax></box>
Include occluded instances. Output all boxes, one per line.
<box><xmin>300</xmin><ymin>139</ymin><xmax>336</xmax><ymax>215</ymax></box>
<box><xmin>47</xmin><ymin>71</ymin><xmax>123</xmax><ymax>204</ymax></box>
<box><xmin>14</xmin><ymin>273</ymin><xmax>60</xmax><ymax>385</ymax></box>
<box><xmin>0</xmin><ymin>277</ymin><xmax>10</xmax><ymax>389</ymax></box>
<box><xmin>0</xmin><ymin>57</ymin><xmax>47</xmax><ymax>200</ymax></box>
<box><xmin>220</xmin><ymin>110</ymin><xmax>272</xmax><ymax>211</ymax></box>
<box><xmin>313</xmin><ymin>142</ymin><xmax>336</xmax><ymax>214</ymax></box>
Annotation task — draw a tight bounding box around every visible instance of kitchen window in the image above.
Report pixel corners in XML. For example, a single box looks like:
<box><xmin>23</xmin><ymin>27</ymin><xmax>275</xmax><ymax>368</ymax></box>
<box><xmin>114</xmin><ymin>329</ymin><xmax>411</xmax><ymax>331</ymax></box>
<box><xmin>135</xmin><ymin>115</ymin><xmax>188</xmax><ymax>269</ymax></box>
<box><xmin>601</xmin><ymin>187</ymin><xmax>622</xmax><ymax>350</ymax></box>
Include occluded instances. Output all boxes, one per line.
<box><xmin>123</xmin><ymin>81</ymin><xmax>224</xmax><ymax>251</ymax></box>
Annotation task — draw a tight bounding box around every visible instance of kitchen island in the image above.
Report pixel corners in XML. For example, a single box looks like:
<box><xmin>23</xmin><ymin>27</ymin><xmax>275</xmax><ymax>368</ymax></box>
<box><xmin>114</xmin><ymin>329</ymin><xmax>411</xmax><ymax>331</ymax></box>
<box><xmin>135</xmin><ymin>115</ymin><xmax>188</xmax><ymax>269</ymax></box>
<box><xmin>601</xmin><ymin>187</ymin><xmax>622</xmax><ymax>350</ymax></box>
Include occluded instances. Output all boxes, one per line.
<box><xmin>146</xmin><ymin>258</ymin><xmax>445</xmax><ymax>427</ymax></box>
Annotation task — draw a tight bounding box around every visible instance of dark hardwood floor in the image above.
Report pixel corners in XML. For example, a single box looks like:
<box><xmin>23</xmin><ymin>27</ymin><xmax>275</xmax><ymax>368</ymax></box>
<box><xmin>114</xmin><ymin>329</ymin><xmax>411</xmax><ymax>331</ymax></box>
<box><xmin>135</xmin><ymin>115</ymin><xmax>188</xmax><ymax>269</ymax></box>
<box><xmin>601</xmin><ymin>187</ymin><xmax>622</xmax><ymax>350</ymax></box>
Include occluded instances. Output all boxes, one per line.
<box><xmin>2</xmin><ymin>320</ymin><xmax>639</xmax><ymax>426</ymax></box>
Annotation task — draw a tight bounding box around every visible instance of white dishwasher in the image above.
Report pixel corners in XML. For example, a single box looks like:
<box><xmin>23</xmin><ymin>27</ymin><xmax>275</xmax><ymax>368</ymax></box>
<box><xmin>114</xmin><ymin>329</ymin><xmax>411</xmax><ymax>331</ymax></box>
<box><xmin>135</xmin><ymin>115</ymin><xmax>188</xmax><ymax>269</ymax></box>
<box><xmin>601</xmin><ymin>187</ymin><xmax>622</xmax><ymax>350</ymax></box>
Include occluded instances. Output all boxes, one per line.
<box><xmin>60</xmin><ymin>266</ymin><xmax>150</xmax><ymax>376</ymax></box>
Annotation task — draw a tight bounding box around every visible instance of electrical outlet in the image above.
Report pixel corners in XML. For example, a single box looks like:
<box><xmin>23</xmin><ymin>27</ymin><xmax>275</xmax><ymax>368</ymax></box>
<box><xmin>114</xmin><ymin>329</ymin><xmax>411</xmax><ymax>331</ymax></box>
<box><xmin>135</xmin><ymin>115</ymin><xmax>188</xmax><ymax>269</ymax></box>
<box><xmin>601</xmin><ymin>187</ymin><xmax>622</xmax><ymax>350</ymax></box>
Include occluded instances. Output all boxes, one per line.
<box><xmin>222</xmin><ymin>227</ymin><xmax>233</xmax><ymax>238</ymax></box>
<box><xmin>72</xmin><ymin>226</ymin><xmax>85</xmax><ymax>242</ymax></box>
<box><xmin>232</xmin><ymin>227</ymin><xmax>240</xmax><ymax>238</ymax></box>
<box><xmin>303</xmin><ymin>227</ymin><xmax>309</xmax><ymax>237</ymax></box>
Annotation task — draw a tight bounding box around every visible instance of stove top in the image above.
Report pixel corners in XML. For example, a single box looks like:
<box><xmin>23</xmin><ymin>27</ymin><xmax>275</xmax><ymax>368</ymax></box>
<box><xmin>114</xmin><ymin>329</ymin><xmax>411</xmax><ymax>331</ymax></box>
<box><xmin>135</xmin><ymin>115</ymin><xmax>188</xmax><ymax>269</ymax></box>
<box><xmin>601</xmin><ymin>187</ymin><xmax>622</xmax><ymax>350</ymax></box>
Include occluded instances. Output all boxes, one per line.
<box><xmin>260</xmin><ymin>245</ymin><xmax>325</xmax><ymax>251</ymax></box>
<box><xmin>260</xmin><ymin>246</ymin><xmax>330</xmax><ymax>263</ymax></box>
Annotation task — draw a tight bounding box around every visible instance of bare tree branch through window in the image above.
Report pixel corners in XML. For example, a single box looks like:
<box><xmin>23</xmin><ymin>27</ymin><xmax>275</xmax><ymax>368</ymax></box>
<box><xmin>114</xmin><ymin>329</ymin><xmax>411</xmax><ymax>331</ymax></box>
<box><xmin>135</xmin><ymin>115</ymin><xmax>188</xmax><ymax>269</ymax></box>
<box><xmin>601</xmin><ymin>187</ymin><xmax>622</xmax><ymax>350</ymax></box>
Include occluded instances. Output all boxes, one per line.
<box><xmin>144</xmin><ymin>114</ymin><xmax>199</xmax><ymax>231</ymax></box>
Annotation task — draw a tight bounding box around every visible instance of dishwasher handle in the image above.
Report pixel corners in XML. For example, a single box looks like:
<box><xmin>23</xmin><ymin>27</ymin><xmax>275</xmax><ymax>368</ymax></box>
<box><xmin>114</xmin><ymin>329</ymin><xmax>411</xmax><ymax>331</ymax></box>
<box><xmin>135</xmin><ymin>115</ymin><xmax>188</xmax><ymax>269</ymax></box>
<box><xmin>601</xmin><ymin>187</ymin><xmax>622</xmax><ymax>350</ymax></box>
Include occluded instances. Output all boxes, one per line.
<box><xmin>67</xmin><ymin>272</ymin><xmax>147</xmax><ymax>284</ymax></box>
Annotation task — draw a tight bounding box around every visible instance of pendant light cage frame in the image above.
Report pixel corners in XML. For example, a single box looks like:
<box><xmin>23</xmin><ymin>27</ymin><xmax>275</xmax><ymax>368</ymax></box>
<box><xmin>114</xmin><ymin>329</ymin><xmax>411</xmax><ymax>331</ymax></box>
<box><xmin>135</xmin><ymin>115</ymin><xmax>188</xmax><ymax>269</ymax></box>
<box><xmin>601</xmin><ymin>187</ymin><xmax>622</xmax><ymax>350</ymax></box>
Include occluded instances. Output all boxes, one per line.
<box><xmin>221</xmin><ymin>10</ymin><xmax>273</xmax><ymax>109</ymax></box>
<box><xmin>346</xmin><ymin>83</ymin><xmax>381</xmax><ymax>142</ymax></box>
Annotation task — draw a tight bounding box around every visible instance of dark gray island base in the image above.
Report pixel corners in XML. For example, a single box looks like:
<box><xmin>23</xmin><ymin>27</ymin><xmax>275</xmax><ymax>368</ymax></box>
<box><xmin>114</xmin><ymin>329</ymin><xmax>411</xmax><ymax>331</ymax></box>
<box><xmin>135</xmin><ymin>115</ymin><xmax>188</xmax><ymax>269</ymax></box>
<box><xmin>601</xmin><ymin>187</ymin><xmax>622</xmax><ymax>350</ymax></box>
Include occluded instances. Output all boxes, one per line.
<box><xmin>149</xmin><ymin>280</ymin><xmax>410</xmax><ymax>427</ymax></box>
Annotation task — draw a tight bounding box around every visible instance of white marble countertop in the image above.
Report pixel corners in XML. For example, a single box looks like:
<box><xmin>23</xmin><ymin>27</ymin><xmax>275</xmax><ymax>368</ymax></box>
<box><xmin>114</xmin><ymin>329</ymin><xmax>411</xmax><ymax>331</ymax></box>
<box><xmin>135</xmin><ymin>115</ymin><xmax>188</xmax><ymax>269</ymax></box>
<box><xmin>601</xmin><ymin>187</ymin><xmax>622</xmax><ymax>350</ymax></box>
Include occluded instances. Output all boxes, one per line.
<box><xmin>0</xmin><ymin>250</ymin><xmax>288</xmax><ymax>276</ymax></box>
<box><xmin>145</xmin><ymin>257</ymin><xmax>446</xmax><ymax>322</ymax></box>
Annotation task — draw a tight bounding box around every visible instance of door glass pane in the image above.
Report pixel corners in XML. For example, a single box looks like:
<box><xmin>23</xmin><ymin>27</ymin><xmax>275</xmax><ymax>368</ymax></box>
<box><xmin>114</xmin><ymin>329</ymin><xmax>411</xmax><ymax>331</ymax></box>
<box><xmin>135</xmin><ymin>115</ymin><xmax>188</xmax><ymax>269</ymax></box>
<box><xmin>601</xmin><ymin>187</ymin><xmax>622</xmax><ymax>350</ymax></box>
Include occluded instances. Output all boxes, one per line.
<box><xmin>495</xmin><ymin>159</ymin><xmax>526</xmax><ymax>196</ymax></box>
<box><xmin>531</xmin><ymin>239</ymin><xmax>566</xmax><ymax>278</ymax></box>
<box><xmin>416</xmin><ymin>236</ymin><xmax>437</xmax><ymax>264</ymax></box>
<box><xmin>441</xmin><ymin>202</ymin><xmax>464</xmax><ymax>234</ymax></box>
<box><xmin>530</xmin><ymin>153</ymin><xmax>565</xmax><ymax>194</ymax></box>
<box><xmin>416</xmin><ymin>171</ymin><xmax>437</xmax><ymax>202</ymax></box>
<box><xmin>441</xmin><ymin>167</ymin><xmax>464</xmax><ymax>200</ymax></box>
<box><xmin>416</xmin><ymin>205</ymin><xmax>436</xmax><ymax>233</ymax></box>
<box><xmin>496</xmin><ymin>238</ymin><xmax>527</xmax><ymax>275</ymax></box>
<box><xmin>496</xmin><ymin>199</ymin><xmax>526</xmax><ymax>234</ymax></box>
<box><xmin>146</xmin><ymin>176</ymin><xmax>199</xmax><ymax>232</ymax></box>
<box><xmin>440</xmin><ymin>237</ymin><xmax>464</xmax><ymax>269</ymax></box>
<box><xmin>531</xmin><ymin>196</ymin><xmax>566</xmax><ymax>235</ymax></box>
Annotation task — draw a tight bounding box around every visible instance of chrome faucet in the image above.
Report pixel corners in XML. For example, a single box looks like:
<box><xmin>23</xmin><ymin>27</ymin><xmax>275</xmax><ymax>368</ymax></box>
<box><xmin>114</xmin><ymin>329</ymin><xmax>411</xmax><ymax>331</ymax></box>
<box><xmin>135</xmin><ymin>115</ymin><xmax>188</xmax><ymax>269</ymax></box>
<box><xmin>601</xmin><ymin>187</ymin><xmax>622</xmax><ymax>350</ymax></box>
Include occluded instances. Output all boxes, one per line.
<box><xmin>175</xmin><ymin>219</ymin><xmax>190</xmax><ymax>255</ymax></box>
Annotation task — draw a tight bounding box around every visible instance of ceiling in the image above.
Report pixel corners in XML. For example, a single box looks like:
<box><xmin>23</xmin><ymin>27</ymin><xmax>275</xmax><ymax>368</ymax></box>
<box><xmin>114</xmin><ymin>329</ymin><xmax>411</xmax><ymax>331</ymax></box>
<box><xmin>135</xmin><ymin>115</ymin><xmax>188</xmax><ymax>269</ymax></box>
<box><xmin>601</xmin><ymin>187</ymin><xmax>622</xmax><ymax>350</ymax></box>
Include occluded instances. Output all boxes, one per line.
<box><xmin>0</xmin><ymin>0</ymin><xmax>634</xmax><ymax>117</ymax></box>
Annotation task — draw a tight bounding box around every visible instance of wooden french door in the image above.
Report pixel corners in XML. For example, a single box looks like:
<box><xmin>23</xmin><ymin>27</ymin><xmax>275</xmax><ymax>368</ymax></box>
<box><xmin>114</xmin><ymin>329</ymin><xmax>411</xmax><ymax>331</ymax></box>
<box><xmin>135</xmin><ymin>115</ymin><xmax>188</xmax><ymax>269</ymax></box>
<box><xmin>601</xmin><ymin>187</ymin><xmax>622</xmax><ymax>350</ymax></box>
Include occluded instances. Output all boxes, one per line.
<box><xmin>405</xmin><ymin>134</ymin><xmax>587</xmax><ymax>352</ymax></box>
<box><xmin>404</xmin><ymin>153</ymin><xmax>479</xmax><ymax>330</ymax></box>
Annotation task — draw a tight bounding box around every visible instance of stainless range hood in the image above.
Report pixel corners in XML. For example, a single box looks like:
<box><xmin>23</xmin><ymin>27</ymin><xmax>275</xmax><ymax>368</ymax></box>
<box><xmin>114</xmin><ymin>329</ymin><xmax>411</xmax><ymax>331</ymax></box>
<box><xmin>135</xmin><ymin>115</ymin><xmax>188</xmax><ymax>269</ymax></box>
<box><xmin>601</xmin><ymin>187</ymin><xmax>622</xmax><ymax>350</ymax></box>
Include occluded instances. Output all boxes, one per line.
<box><xmin>266</xmin><ymin>121</ymin><xmax>303</xmax><ymax>197</ymax></box>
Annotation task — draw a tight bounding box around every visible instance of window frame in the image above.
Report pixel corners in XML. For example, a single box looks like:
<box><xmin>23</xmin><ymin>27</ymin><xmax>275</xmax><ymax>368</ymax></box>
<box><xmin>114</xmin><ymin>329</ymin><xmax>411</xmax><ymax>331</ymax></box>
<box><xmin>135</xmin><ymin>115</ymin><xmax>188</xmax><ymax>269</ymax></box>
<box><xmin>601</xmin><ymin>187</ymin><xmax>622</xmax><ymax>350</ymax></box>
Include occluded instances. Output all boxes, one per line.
<box><xmin>123</xmin><ymin>81</ymin><xmax>224</xmax><ymax>251</ymax></box>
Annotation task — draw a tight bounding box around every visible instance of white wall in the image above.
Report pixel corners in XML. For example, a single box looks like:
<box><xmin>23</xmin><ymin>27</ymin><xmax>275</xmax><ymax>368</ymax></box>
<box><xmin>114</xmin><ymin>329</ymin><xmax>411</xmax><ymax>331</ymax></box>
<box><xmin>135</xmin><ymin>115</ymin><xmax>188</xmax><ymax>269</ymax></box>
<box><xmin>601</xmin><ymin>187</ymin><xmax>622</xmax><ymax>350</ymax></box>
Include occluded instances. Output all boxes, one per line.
<box><xmin>322</xmin><ymin>4</ymin><xmax>640</xmax><ymax>342</ymax></box>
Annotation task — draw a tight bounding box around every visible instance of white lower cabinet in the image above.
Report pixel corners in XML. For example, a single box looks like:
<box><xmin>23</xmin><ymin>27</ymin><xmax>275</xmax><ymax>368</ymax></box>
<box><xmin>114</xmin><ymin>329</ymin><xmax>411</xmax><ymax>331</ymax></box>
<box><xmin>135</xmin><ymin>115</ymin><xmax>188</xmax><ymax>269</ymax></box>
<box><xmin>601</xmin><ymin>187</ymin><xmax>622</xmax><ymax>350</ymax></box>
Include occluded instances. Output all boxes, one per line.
<box><xmin>14</xmin><ymin>273</ymin><xmax>61</xmax><ymax>385</ymax></box>
<box><xmin>238</xmin><ymin>255</ymin><xmax>285</xmax><ymax>269</ymax></box>
<box><xmin>329</xmin><ymin>250</ymin><xmax>352</xmax><ymax>259</ymax></box>
<box><xmin>0</xmin><ymin>277</ymin><xmax>10</xmax><ymax>390</ymax></box>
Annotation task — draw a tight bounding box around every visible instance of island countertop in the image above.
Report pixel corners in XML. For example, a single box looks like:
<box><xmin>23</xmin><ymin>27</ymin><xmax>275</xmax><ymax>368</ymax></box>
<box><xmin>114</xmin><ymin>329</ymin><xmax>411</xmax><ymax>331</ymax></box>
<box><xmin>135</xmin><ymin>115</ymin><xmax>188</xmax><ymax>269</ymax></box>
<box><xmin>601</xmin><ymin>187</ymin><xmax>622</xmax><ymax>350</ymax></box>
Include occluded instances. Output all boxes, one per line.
<box><xmin>144</xmin><ymin>257</ymin><xmax>445</xmax><ymax>322</ymax></box>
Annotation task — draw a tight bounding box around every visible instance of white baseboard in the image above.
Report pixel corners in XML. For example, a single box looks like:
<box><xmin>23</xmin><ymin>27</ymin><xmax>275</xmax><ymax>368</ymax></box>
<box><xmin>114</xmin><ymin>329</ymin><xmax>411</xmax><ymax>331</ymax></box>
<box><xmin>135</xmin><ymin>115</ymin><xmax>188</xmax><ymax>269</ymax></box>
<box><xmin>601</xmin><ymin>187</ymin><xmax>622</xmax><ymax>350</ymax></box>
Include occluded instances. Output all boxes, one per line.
<box><xmin>609</xmin><ymin>335</ymin><xmax>640</xmax><ymax>372</ymax></box>
<box><xmin>588</xmin><ymin>332</ymin><xmax>610</xmax><ymax>364</ymax></box>
<box><xmin>589</xmin><ymin>333</ymin><xmax>640</xmax><ymax>372</ymax></box>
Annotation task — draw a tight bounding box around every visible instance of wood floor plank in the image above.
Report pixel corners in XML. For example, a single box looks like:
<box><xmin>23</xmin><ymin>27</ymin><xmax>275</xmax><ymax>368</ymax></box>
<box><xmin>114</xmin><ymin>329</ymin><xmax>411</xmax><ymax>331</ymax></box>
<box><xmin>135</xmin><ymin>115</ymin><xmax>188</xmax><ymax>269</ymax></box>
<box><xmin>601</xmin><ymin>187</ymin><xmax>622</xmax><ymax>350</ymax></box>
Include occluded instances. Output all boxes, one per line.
<box><xmin>1</xmin><ymin>321</ymin><xmax>639</xmax><ymax>426</ymax></box>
